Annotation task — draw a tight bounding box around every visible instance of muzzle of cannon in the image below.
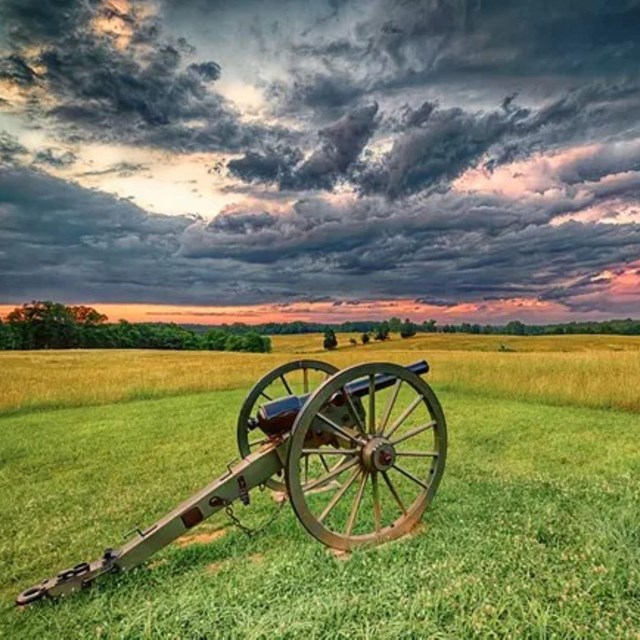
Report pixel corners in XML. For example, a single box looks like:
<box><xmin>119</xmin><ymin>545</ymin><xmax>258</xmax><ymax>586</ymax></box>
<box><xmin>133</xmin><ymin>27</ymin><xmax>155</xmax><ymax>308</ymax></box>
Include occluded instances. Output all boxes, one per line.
<box><xmin>16</xmin><ymin>360</ymin><xmax>447</xmax><ymax>606</ymax></box>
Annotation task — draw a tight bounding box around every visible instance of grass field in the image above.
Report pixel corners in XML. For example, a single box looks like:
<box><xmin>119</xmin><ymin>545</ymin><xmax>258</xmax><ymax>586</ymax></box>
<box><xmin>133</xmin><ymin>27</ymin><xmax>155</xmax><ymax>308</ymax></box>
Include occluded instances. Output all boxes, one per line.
<box><xmin>1</xmin><ymin>335</ymin><xmax>639</xmax><ymax>638</ymax></box>
<box><xmin>1</xmin><ymin>333</ymin><xmax>640</xmax><ymax>414</ymax></box>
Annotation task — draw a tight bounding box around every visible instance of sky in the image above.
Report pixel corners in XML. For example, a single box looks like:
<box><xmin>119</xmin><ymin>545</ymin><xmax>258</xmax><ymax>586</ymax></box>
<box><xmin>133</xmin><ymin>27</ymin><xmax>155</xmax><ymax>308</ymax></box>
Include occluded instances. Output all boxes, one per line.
<box><xmin>0</xmin><ymin>0</ymin><xmax>639</xmax><ymax>325</ymax></box>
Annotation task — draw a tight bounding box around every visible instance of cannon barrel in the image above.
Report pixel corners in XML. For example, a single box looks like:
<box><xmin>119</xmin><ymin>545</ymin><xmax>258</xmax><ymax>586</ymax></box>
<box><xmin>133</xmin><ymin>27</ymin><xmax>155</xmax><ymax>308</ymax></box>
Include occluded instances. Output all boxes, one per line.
<box><xmin>344</xmin><ymin>359</ymin><xmax>429</xmax><ymax>397</ymax></box>
<box><xmin>258</xmin><ymin>360</ymin><xmax>429</xmax><ymax>422</ymax></box>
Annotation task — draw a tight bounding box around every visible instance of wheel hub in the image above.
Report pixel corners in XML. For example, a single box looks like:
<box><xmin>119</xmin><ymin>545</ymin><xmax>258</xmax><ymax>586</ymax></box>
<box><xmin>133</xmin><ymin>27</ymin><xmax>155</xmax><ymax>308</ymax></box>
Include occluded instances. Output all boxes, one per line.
<box><xmin>361</xmin><ymin>437</ymin><xmax>396</xmax><ymax>472</ymax></box>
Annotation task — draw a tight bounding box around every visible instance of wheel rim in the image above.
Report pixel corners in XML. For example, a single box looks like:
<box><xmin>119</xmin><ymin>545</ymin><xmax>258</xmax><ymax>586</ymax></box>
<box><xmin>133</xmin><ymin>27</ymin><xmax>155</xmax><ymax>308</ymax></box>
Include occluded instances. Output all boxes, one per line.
<box><xmin>286</xmin><ymin>362</ymin><xmax>447</xmax><ymax>550</ymax></box>
<box><xmin>237</xmin><ymin>359</ymin><xmax>339</xmax><ymax>491</ymax></box>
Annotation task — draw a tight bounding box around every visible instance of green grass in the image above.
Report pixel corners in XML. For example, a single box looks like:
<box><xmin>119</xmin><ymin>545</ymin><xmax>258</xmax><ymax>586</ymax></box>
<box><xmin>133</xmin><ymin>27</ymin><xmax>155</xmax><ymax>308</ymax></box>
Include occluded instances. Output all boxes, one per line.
<box><xmin>1</xmin><ymin>387</ymin><xmax>638</xmax><ymax>638</ymax></box>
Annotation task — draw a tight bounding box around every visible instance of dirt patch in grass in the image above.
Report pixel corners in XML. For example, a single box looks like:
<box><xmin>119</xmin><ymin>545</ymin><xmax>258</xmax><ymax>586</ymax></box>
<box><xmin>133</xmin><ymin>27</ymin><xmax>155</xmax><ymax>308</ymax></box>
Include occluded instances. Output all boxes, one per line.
<box><xmin>175</xmin><ymin>528</ymin><xmax>228</xmax><ymax>547</ymax></box>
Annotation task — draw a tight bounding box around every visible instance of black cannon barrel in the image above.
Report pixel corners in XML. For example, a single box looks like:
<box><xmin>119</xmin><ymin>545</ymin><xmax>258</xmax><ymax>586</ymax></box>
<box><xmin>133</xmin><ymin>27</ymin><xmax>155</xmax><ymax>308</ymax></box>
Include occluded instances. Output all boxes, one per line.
<box><xmin>258</xmin><ymin>360</ymin><xmax>429</xmax><ymax>422</ymax></box>
<box><xmin>344</xmin><ymin>360</ymin><xmax>429</xmax><ymax>397</ymax></box>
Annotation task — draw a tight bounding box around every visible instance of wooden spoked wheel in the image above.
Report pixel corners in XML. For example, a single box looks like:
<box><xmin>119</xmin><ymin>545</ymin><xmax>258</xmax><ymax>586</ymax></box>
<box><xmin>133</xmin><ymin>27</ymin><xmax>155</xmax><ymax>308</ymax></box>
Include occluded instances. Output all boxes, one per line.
<box><xmin>285</xmin><ymin>362</ymin><xmax>447</xmax><ymax>550</ymax></box>
<box><xmin>237</xmin><ymin>359</ymin><xmax>339</xmax><ymax>491</ymax></box>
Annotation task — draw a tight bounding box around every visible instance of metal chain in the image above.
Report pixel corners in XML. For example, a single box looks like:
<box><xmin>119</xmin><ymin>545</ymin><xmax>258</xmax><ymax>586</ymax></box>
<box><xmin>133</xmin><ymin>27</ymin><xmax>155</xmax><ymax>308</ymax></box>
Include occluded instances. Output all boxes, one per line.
<box><xmin>224</xmin><ymin>488</ymin><xmax>287</xmax><ymax>537</ymax></box>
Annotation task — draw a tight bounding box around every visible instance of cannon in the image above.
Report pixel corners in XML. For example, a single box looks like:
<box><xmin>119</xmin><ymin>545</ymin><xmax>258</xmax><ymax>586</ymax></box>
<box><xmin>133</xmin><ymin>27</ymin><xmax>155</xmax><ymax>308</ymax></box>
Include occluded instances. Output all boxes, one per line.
<box><xmin>16</xmin><ymin>360</ymin><xmax>447</xmax><ymax>606</ymax></box>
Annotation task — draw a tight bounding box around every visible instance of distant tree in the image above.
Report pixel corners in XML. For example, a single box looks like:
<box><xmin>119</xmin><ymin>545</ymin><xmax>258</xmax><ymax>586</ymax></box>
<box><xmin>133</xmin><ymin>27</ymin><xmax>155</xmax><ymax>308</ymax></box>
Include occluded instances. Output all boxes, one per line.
<box><xmin>505</xmin><ymin>320</ymin><xmax>526</xmax><ymax>336</ymax></box>
<box><xmin>374</xmin><ymin>321</ymin><xmax>390</xmax><ymax>341</ymax></box>
<box><xmin>0</xmin><ymin>317</ymin><xmax>21</xmax><ymax>350</ymax></box>
<box><xmin>69</xmin><ymin>305</ymin><xmax>107</xmax><ymax>326</ymax></box>
<box><xmin>400</xmin><ymin>318</ymin><xmax>417</xmax><ymax>338</ymax></box>
<box><xmin>323</xmin><ymin>328</ymin><xmax>338</xmax><ymax>350</ymax></box>
<box><xmin>7</xmin><ymin>300</ymin><xmax>78</xmax><ymax>349</ymax></box>
<box><xmin>388</xmin><ymin>316</ymin><xmax>402</xmax><ymax>333</ymax></box>
<box><xmin>361</xmin><ymin>332</ymin><xmax>370</xmax><ymax>345</ymax></box>
<box><xmin>422</xmin><ymin>319</ymin><xmax>437</xmax><ymax>333</ymax></box>
<box><xmin>349</xmin><ymin>337</ymin><xmax>358</xmax><ymax>346</ymax></box>
<box><xmin>242</xmin><ymin>331</ymin><xmax>271</xmax><ymax>353</ymax></box>
<box><xmin>203</xmin><ymin>329</ymin><xmax>228</xmax><ymax>351</ymax></box>
<box><xmin>224</xmin><ymin>334</ymin><xmax>245</xmax><ymax>352</ymax></box>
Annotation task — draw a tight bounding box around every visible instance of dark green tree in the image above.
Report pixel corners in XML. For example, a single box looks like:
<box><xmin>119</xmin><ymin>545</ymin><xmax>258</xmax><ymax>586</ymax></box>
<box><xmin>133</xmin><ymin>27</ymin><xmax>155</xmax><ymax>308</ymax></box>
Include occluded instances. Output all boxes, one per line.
<box><xmin>505</xmin><ymin>320</ymin><xmax>526</xmax><ymax>336</ymax></box>
<box><xmin>7</xmin><ymin>301</ymin><xmax>78</xmax><ymax>349</ymax></box>
<box><xmin>323</xmin><ymin>328</ymin><xmax>338</xmax><ymax>350</ymax></box>
<box><xmin>374</xmin><ymin>321</ymin><xmax>390</xmax><ymax>341</ymax></box>
<box><xmin>388</xmin><ymin>316</ymin><xmax>402</xmax><ymax>333</ymax></box>
<box><xmin>400</xmin><ymin>318</ymin><xmax>417</xmax><ymax>338</ymax></box>
<box><xmin>203</xmin><ymin>329</ymin><xmax>228</xmax><ymax>350</ymax></box>
<box><xmin>422</xmin><ymin>319</ymin><xmax>437</xmax><ymax>333</ymax></box>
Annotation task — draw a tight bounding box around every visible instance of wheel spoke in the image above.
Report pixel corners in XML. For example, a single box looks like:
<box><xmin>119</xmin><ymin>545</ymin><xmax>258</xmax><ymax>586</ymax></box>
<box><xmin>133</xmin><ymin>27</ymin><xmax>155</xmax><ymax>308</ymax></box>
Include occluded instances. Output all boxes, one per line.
<box><xmin>303</xmin><ymin>456</ymin><xmax>359</xmax><ymax>493</ymax></box>
<box><xmin>343</xmin><ymin>388</ymin><xmax>366</xmax><ymax>435</ymax></box>
<box><xmin>368</xmin><ymin>374</ymin><xmax>376</xmax><ymax>434</ymax></box>
<box><xmin>380</xmin><ymin>379</ymin><xmax>402</xmax><ymax>434</ymax></box>
<box><xmin>319</xmin><ymin>454</ymin><xmax>331</xmax><ymax>473</ymax></box>
<box><xmin>395</xmin><ymin>450</ymin><xmax>439</xmax><ymax>458</ymax></box>
<box><xmin>302</xmin><ymin>448</ymin><xmax>358</xmax><ymax>456</ymax></box>
<box><xmin>345</xmin><ymin>471</ymin><xmax>368</xmax><ymax>536</ymax></box>
<box><xmin>371</xmin><ymin>472</ymin><xmax>381</xmax><ymax>534</ymax></box>
<box><xmin>303</xmin><ymin>367</ymin><xmax>309</xmax><ymax>393</ymax></box>
<box><xmin>390</xmin><ymin>421</ymin><xmax>436</xmax><ymax>446</ymax></box>
<box><xmin>318</xmin><ymin>469</ymin><xmax>360</xmax><ymax>524</ymax></box>
<box><xmin>316</xmin><ymin>412</ymin><xmax>361</xmax><ymax>444</ymax></box>
<box><xmin>382</xmin><ymin>471</ymin><xmax>406</xmax><ymax>515</ymax></box>
<box><xmin>386</xmin><ymin>394</ymin><xmax>424</xmax><ymax>439</ymax></box>
<box><xmin>280</xmin><ymin>374</ymin><xmax>293</xmax><ymax>396</ymax></box>
<box><xmin>259</xmin><ymin>390</ymin><xmax>272</xmax><ymax>401</ymax></box>
<box><xmin>392</xmin><ymin>464</ymin><xmax>428</xmax><ymax>490</ymax></box>
<box><xmin>304</xmin><ymin>454</ymin><xmax>309</xmax><ymax>484</ymax></box>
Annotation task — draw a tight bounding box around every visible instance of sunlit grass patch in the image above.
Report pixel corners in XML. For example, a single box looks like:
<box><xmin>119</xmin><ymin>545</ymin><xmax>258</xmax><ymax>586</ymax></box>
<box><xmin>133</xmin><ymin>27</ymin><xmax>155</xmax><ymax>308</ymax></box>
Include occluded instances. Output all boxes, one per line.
<box><xmin>2</xmin><ymin>334</ymin><xmax>640</xmax><ymax>414</ymax></box>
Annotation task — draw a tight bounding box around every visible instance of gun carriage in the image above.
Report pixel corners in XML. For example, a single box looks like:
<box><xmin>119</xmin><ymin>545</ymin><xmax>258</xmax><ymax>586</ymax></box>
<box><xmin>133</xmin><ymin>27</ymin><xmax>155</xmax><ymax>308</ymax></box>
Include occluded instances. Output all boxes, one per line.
<box><xmin>17</xmin><ymin>360</ymin><xmax>447</xmax><ymax>606</ymax></box>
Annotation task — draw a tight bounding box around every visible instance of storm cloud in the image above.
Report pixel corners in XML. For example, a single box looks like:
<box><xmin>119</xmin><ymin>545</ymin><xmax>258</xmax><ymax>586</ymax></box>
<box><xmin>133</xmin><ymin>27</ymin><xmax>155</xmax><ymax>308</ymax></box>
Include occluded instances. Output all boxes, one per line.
<box><xmin>0</xmin><ymin>0</ymin><xmax>286</xmax><ymax>153</ymax></box>
<box><xmin>1</xmin><ymin>0</ymin><xmax>639</xmax><ymax>319</ymax></box>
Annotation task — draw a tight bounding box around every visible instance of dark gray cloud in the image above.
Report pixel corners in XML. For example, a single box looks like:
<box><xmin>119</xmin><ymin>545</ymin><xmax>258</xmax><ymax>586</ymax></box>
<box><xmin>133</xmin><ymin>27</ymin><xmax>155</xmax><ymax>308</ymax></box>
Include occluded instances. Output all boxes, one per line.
<box><xmin>290</xmin><ymin>102</ymin><xmax>378</xmax><ymax>189</ymax></box>
<box><xmin>0</xmin><ymin>167</ymin><xmax>192</xmax><ymax>304</ymax></box>
<box><xmin>0</xmin><ymin>130</ymin><xmax>27</xmax><ymax>164</ymax></box>
<box><xmin>0</xmin><ymin>0</ymin><xmax>90</xmax><ymax>44</ymax></box>
<box><xmin>38</xmin><ymin>35</ymin><xmax>263</xmax><ymax>152</ymax></box>
<box><xmin>178</xmin><ymin>179</ymin><xmax>640</xmax><ymax>308</ymax></box>
<box><xmin>0</xmin><ymin>0</ymin><xmax>288</xmax><ymax>153</ymax></box>
<box><xmin>0</xmin><ymin>53</ymin><xmax>41</xmax><ymax>85</ymax></box>
<box><xmin>79</xmin><ymin>162</ymin><xmax>149</xmax><ymax>178</ymax></box>
<box><xmin>1</xmin><ymin>165</ymin><xmax>639</xmax><ymax>312</ymax></box>
<box><xmin>227</xmin><ymin>145</ymin><xmax>304</xmax><ymax>185</ymax></box>
<box><xmin>274</xmin><ymin>0</ymin><xmax>640</xmax><ymax>117</ymax></box>
<box><xmin>229</xmin><ymin>82</ymin><xmax>640</xmax><ymax>198</ymax></box>
<box><xmin>354</xmin><ymin>101</ymin><xmax>516</xmax><ymax>197</ymax></box>
<box><xmin>228</xmin><ymin>103</ymin><xmax>378</xmax><ymax>191</ymax></box>
<box><xmin>32</xmin><ymin>147</ymin><xmax>77</xmax><ymax>168</ymax></box>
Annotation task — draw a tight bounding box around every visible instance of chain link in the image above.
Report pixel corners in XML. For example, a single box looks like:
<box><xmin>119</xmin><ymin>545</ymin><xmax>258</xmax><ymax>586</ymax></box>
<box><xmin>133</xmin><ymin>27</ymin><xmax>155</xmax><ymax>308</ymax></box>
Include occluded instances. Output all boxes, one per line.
<box><xmin>224</xmin><ymin>488</ymin><xmax>286</xmax><ymax>537</ymax></box>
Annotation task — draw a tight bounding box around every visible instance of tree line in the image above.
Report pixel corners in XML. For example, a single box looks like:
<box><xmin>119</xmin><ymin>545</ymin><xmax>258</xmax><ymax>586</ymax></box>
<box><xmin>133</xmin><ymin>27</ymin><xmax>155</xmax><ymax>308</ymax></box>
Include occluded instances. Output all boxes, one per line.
<box><xmin>0</xmin><ymin>301</ymin><xmax>271</xmax><ymax>352</ymax></box>
<box><xmin>188</xmin><ymin>316</ymin><xmax>640</xmax><ymax>337</ymax></box>
<box><xmin>2</xmin><ymin>302</ymin><xmax>638</xmax><ymax>352</ymax></box>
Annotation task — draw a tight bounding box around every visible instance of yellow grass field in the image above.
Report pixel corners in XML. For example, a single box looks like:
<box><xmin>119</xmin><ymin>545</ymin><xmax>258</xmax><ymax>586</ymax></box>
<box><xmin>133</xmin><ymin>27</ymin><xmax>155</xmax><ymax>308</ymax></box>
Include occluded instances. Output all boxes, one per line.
<box><xmin>1</xmin><ymin>333</ymin><xmax>639</xmax><ymax>414</ymax></box>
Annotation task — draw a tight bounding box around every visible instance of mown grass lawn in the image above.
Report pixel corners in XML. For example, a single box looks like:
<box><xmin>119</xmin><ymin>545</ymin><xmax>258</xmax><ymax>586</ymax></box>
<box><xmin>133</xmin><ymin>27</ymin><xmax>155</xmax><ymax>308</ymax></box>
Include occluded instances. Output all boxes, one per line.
<box><xmin>1</xmin><ymin>385</ymin><xmax>638</xmax><ymax>638</ymax></box>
